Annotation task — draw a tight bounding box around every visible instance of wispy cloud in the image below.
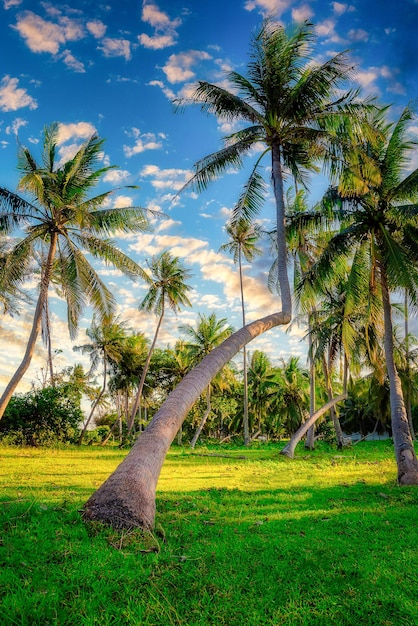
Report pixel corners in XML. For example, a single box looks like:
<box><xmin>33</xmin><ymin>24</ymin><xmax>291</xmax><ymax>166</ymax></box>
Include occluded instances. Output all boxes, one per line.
<box><xmin>13</xmin><ymin>10</ymin><xmax>84</xmax><ymax>54</ymax></box>
<box><xmin>0</xmin><ymin>75</ymin><xmax>37</xmax><ymax>111</ymax></box>
<box><xmin>139</xmin><ymin>1</ymin><xmax>182</xmax><ymax>50</ymax></box>
<box><xmin>162</xmin><ymin>50</ymin><xmax>212</xmax><ymax>84</ymax></box>
<box><xmin>139</xmin><ymin>164</ymin><xmax>192</xmax><ymax>191</ymax></box>
<box><xmin>98</xmin><ymin>37</ymin><xmax>131</xmax><ymax>61</ymax></box>
<box><xmin>123</xmin><ymin>127</ymin><xmax>164</xmax><ymax>157</ymax></box>
<box><xmin>244</xmin><ymin>0</ymin><xmax>293</xmax><ymax>17</ymax></box>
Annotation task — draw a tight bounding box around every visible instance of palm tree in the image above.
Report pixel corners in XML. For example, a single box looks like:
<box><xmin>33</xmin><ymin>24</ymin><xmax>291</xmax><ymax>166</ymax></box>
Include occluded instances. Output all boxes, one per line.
<box><xmin>302</xmin><ymin>105</ymin><xmax>418</xmax><ymax>483</ymax></box>
<box><xmin>128</xmin><ymin>251</ymin><xmax>192</xmax><ymax>433</ymax></box>
<box><xmin>83</xmin><ymin>20</ymin><xmax>367</xmax><ymax>529</ymax></box>
<box><xmin>180</xmin><ymin>313</ymin><xmax>233</xmax><ymax>447</ymax></box>
<box><xmin>220</xmin><ymin>218</ymin><xmax>261</xmax><ymax>444</ymax></box>
<box><xmin>247</xmin><ymin>350</ymin><xmax>279</xmax><ymax>437</ymax></box>
<box><xmin>0</xmin><ymin>123</ymin><xmax>152</xmax><ymax>420</ymax></box>
<box><xmin>74</xmin><ymin>316</ymin><xmax>130</xmax><ymax>444</ymax></box>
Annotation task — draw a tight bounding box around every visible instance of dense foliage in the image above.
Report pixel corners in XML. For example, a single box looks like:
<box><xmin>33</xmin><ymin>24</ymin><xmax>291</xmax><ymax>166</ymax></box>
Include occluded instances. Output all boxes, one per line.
<box><xmin>0</xmin><ymin>384</ymin><xmax>83</xmax><ymax>446</ymax></box>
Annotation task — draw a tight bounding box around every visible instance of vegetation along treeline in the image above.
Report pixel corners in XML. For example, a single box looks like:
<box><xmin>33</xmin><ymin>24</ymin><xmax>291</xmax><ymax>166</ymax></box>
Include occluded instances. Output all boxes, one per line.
<box><xmin>0</xmin><ymin>20</ymin><xmax>417</xmax><ymax>531</ymax></box>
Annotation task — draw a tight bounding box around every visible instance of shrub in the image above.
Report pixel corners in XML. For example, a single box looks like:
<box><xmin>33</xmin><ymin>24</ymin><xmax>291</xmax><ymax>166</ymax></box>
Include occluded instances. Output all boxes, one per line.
<box><xmin>0</xmin><ymin>385</ymin><xmax>83</xmax><ymax>446</ymax></box>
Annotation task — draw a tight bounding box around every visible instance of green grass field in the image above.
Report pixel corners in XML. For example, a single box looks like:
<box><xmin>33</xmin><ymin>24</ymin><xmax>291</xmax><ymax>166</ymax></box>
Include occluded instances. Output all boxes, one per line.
<box><xmin>1</xmin><ymin>441</ymin><xmax>417</xmax><ymax>625</ymax></box>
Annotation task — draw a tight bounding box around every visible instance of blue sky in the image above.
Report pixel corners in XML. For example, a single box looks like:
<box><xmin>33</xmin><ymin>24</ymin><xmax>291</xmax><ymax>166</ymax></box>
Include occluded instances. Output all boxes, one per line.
<box><xmin>0</xmin><ymin>0</ymin><xmax>417</xmax><ymax>392</ymax></box>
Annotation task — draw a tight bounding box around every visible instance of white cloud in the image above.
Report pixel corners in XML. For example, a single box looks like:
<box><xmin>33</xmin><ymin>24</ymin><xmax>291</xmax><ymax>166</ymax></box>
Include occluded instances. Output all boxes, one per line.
<box><xmin>162</xmin><ymin>50</ymin><xmax>212</xmax><ymax>84</ymax></box>
<box><xmin>0</xmin><ymin>75</ymin><xmax>37</xmax><ymax>111</ymax></box>
<box><xmin>139</xmin><ymin>2</ymin><xmax>181</xmax><ymax>50</ymax></box>
<box><xmin>332</xmin><ymin>2</ymin><xmax>355</xmax><ymax>15</ymax></box>
<box><xmin>56</xmin><ymin>121</ymin><xmax>96</xmax><ymax>144</ymax></box>
<box><xmin>13</xmin><ymin>10</ymin><xmax>84</xmax><ymax>54</ymax></box>
<box><xmin>291</xmin><ymin>4</ymin><xmax>314</xmax><ymax>22</ymax></box>
<box><xmin>61</xmin><ymin>49</ymin><xmax>85</xmax><ymax>72</ymax></box>
<box><xmin>5</xmin><ymin>116</ymin><xmax>28</xmax><ymax>134</ymax></box>
<box><xmin>148</xmin><ymin>80</ymin><xmax>176</xmax><ymax>100</ymax></box>
<box><xmin>103</xmin><ymin>169</ymin><xmax>131</xmax><ymax>184</ymax></box>
<box><xmin>98</xmin><ymin>37</ymin><xmax>131</xmax><ymax>61</ymax></box>
<box><xmin>123</xmin><ymin>127</ymin><xmax>163</xmax><ymax>157</ymax></box>
<box><xmin>139</xmin><ymin>164</ymin><xmax>192</xmax><ymax>191</ymax></box>
<box><xmin>347</xmin><ymin>28</ymin><xmax>369</xmax><ymax>42</ymax></box>
<box><xmin>244</xmin><ymin>0</ymin><xmax>293</xmax><ymax>16</ymax></box>
<box><xmin>4</xmin><ymin>0</ymin><xmax>22</xmax><ymax>8</ymax></box>
<box><xmin>112</xmin><ymin>195</ymin><xmax>133</xmax><ymax>208</ymax></box>
<box><xmin>86</xmin><ymin>20</ymin><xmax>106</xmax><ymax>38</ymax></box>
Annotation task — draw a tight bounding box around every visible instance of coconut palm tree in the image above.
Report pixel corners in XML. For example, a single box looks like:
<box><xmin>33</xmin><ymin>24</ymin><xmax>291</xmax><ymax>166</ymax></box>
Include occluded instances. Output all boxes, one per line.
<box><xmin>0</xmin><ymin>123</ymin><xmax>152</xmax><ymax>420</ymax></box>
<box><xmin>128</xmin><ymin>251</ymin><xmax>192</xmax><ymax>433</ymax></box>
<box><xmin>74</xmin><ymin>316</ymin><xmax>130</xmax><ymax>444</ymax></box>
<box><xmin>180</xmin><ymin>312</ymin><xmax>233</xmax><ymax>448</ymax></box>
<box><xmin>82</xmin><ymin>19</ymin><xmax>367</xmax><ymax>530</ymax></box>
<box><xmin>301</xmin><ymin>105</ymin><xmax>418</xmax><ymax>483</ymax></box>
<box><xmin>219</xmin><ymin>218</ymin><xmax>262</xmax><ymax>444</ymax></box>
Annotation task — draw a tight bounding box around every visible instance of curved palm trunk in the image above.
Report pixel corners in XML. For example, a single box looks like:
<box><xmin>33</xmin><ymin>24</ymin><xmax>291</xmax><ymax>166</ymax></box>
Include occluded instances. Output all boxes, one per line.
<box><xmin>380</xmin><ymin>270</ymin><xmax>418</xmax><ymax>484</ymax></box>
<box><xmin>128</xmin><ymin>308</ymin><xmax>165</xmax><ymax>434</ymax></box>
<box><xmin>78</xmin><ymin>359</ymin><xmax>107</xmax><ymax>445</ymax></box>
<box><xmin>280</xmin><ymin>394</ymin><xmax>347</xmax><ymax>458</ymax></box>
<box><xmin>0</xmin><ymin>233</ymin><xmax>58</xmax><ymax>421</ymax></box>
<box><xmin>82</xmin><ymin>146</ymin><xmax>292</xmax><ymax>530</ymax></box>
<box><xmin>190</xmin><ymin>385</ymin><xmax>211</xmax><ymax>449</ymax></box>
<box><xmin>83</xmin><ymin>308</ymin><xmax>291</xmax><ymax>529</ymax></box>
<box><xmin>238</xmin><ymin>249</ymin><xmax>250</xmax><ymax>445</ymax></box>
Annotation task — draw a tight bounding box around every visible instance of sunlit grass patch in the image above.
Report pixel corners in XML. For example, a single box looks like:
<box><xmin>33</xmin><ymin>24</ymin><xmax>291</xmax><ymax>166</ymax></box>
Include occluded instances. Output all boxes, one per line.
<box><xmin>1</xmin><ymin>441</ymin><xmax>417</xmax><ymax>625</ymax></box>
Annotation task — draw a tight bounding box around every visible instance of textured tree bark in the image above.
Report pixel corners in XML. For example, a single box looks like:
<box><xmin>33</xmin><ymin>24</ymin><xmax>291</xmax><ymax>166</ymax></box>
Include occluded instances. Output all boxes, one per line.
<box><xmin>305</xmin><ymin>322</ymin><xmax>316</xmax><ymax>450</ymax></box>
<box><xmin>381</xmin><ymin>270</ymin><xmax>418</xmax><ymax>485</ymax></box>
<box><xmin>280</xmin><ymin>394</ymin><xmax>347</xmax><ymax>459</ymax></box>
<box><xmin>83</xmin><ymin>309</ymin><xmax>291</xmax><ymax>529</ymax></box>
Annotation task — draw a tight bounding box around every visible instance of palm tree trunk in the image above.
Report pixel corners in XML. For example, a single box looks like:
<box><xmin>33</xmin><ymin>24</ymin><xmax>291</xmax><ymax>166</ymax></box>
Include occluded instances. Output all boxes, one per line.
<box><xmin>83</xmin><ymin>308</ymin><xmax>291</xmax><ymax>529</ymax></box>
<box><xmin>190</xmin><ymin>385</ymin><xmax>211</xmax><ymax>449</ymax></box>
<box><xmin>404</xmin><ymin>291</ymin><xmax>415</xmax><ymax>439</ymax></box>
<box><xmin>280</xmin><ymin>394</ymin><xmax>347</xmax><ymax>459</ymax></box>
<box><xmin>78</xmin><ymin>359</ymin><xmax>107</xmax><ymax>445</ymax></box>
<box><xmin>322</xmin><ymin>355</ymin><xmax>345</xmax><ymax>448</ymax></box>
<box><xmin>128</xmin><ymin>309</ymin><xmax>164</xmax><ymax>434</ymax></box>
<box><xmin>0</xmin><ymin>233</ymin><xmax>58</xmax><ymax>421</ymax></box>
<box><xmin>238</xmin><ymin>250</ymin><xmax>250</xmax><ymax>445</ymax></box>
<box><xmin>380</xmin><ymin>269</ymin><xmax>418</xmax><ymax>484</ymax></box>
<box><xmin>305</xmin><ymin>316</ymin><xmax>315</xmax><ymax>450</ymax></box>
<box><xmin>272</xmin><ymin>145</ymin><xmax>292</xmax><ymax>314</ymax></box>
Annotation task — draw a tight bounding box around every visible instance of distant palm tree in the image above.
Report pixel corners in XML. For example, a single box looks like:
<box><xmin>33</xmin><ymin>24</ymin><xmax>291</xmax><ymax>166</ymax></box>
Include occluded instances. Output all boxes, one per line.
<box><xmin>128</xmin><ymin>251</ymin><xmax>192</xmax><ymax>433</ymax></box>
<box><xmin>0</xmin><ymin>123</ymin><xmax>152</xmax><ymax>420</ymax></box>
<box><xmin>74</xmin><ymin>316</ymin><xmax>130</xmax><ymax>444</ymax></box>
<box><xmin>180</xmin><ymin>312</ymin><xmax>233</xmax><ymax>448</ymax></box>
<box><xmin>304</xmin><ymin>105</ymin><xmax>418</xmax><ymax>483</ymax></box>
<box><xmin>220</xmin><ymin>218</ymin><xmax>261</xmax><ymax>444</ymax></box>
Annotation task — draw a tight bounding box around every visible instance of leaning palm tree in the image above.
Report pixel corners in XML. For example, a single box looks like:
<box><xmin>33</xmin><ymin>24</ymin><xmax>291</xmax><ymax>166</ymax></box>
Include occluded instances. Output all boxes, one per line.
<box><xmin>0</xmin><ymin>123</ymin><xmax>152</xmax><ymax>420</ymax></box>
<box><xmin>180</xmin><ymin>312</ymin><xmax>233</xmax><ymax>448</ymax></box>
<box><xmin>302</xmin><ymin>105</ymin><xmax>418</xmax><ymax>484</ymax></box>
<box><xmin>127</xmin><ymin>251</ymin><xmax>192</xmax><ymax>433</ymax></box>
<box><xmin>83</xmin><ymin>20</ymin><xmax>368</xmax><ymax>530</ymax></box>
<box><xmin>220</xmin><ymin>218</ymin><xmax>262</xmax><ymax>444</ymax></box>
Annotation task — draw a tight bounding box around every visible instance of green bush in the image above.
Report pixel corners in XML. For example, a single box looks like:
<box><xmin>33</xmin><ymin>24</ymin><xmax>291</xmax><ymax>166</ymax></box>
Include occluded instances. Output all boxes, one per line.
<box><xmin>0</xmin><ymin>385</ymin><xmax>83</xmax><ymax>446</ymax></box>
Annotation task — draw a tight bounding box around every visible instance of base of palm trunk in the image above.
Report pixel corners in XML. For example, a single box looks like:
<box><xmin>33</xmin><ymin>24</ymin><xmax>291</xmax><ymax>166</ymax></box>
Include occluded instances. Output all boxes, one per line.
<box><xmin>397</xmin><ymin>449</ymin><xmax>418</xmax><ymax>485</ymax></box>
<box><xmin>83</xmin><ymin>478</ymin><xmax>156</xmax><ymax>530</ymax></box>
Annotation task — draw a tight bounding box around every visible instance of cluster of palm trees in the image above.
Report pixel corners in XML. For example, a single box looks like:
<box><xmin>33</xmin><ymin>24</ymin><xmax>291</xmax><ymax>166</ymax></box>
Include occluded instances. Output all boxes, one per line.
<box><xmin>0</xmin><ymin>17</ymin><xmax>417</xmax><ymax>529</ymax></box>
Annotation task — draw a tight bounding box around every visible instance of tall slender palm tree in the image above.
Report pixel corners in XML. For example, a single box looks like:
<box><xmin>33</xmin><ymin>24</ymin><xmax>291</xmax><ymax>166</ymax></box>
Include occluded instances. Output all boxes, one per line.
<box><xmin>180</xmin><ymin>312</ymin><xmax>233</xmax><ymax>448</ymax></box>
<box><xmin>128</xmin><ymin>251</ymin><xmax>192</xmax><ymax>433</ymax></box>
<box><xmin>0</xmin><ymin>123</ymin><xmax>152</xmax><ymax>420</ymax></box>
<box><xmin>303</xmin><ymin>105</ymin><xmax>418</xmax><ymax>484</ymax></box>
<box><xmin>74</xmin><ymin>316</ymin><xmax>130</xmax><ymax>444</ymax></box>
<box><xmin>83</xmin><ymin>20</ymin><xmax>368</xmax><ymax>530</ymax></box>
<box><xmin>220</xmin><ymin>218</ymin><xmax>261</xmax><ymax>444</ymax></box>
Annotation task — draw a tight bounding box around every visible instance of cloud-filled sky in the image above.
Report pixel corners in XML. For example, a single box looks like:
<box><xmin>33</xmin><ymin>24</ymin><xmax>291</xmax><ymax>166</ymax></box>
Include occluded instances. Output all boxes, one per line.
<box><xmin>0</xmin><ymin>0</ymin><xmax>417</xmax><ymax>393</ymax></box>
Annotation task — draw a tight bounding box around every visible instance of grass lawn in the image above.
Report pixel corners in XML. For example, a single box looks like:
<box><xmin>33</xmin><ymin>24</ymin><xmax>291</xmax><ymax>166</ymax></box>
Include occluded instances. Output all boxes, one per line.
<box><xmin>0</xmin><ymin>440</ymin><xmax>417</xmax><ymax>625</ymax></box>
